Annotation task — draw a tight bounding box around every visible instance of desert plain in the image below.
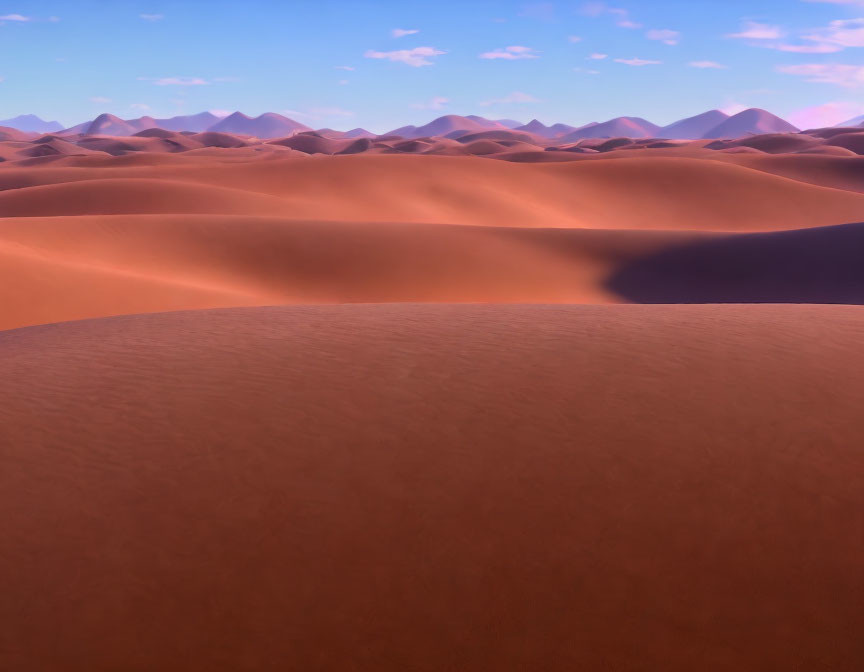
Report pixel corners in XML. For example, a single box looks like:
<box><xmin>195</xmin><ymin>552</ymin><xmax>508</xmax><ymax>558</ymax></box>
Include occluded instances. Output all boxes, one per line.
<box><xmin>1</xmin><ymin>117</ymin><xmax>863</xmax><ymax>670</ymax></box>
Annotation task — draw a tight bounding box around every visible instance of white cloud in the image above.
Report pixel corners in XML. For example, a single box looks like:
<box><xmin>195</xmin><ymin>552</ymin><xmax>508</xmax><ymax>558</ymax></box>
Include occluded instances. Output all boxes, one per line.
<box><xmin>802</xmin><ymin>18</ymin><xmax>864</xmax><ymax>49</ymax></box>
<box><xmin>90</xmin><ymin>96</ymin><xmax>112</xmax><ymax>104</ymax></box>
<box><xmin>338</xmin><ymin>79</ymin><xmax>349</xmax><ymax>85</ymax></box>
<box><xmin>0</xmin><ymin>13</ymin><xmax>30</xmax><ymax>21</ymax></box>
<box><xmin>729</xmin><ymin>17</ymin><xmax>864</xmax><ymax>53</ymax></box>
<box><xmin>601</xmin><ymin>6</ymin><xmax>642</xmax><ymax>28</ymax></box>
<box><xmin>139</xmin><ymin>76</ymin><xmax>209</xmax><ymax>86</ymax></box>
<box><xmin>573</xmin><ymin>67</ymin><xmax>600</xmax><ymax>74</ymax></box>
<box><xmin>778</xmin><ymin>63</ymin><xmax>864</xmax><ymax>87</ymax></box>
<box><xmin>364</xmin><ymin>46</ymin><xmax>445</xmax><ymax>66</ymax></box>
<box><xmin>646</xmin><ymin>29</ymin><xmax>680</xmax><ymax>45</ymax></box>
<box><xmin>568</xmin><ymin>35</ymin><xmax>583</xmax><ymax>42</ymax></box>
<box><xmin>773</xmin><ymin>43</ymin><xmax>843</xmax><ymax>53</ymax></box>
<box><xmin>788</xmin><ymin>101</ymin><xmax>864</xmax><ymax>128</ymax></box>
<box><xmin>721</xmin><ymin>102</ymin><xmax>749</xmax><ymax>115</ymax></box>
<box><xmin>588</xmin><ymin>52</ymin><xmax>608</xmax><ymax>59</ymax></box>
<box><xmin>129</xmin><ymin>103</ymin><xmax>150</xmax><ymax>110</ymax></box>
<box><xmin>335</xmin><ymin>65</ymin><xmax>355</xmax><ymax>71</ymax></box>
<box><xmin>727</xmin><ymin>21</ymin><xmax>784</xmax><ymax>40</ymax></box>
<box><xmin>479</xmin><ymin>45</ymin><xmax>540</xmax><ymax>59</ymax></box>
<box><xmin>689</xmin><ymin>60</ymin><xmax>728</xmax><ymax>69</ymax></box>
<box><xmin>479</xmin><ymin>91</ymin><xmax>540</xmax><ymax>106</ymax></box>
<box><xmin>139</xmin><ymin>14</ymin><xmax>164</xmax><ymax>21</ymax></box>
<box><xmin>614</xmin><ymin>57</ymin><xmax>662</xmax><ymax>66</ymax></box>
<box><xmin>411</xmin><ymin>96</ymin><xmax>450</xmax><ymax>110</ymax></box>
<box><xmin>392</xmin><ymin>28</ymin><xmax>419</xmax><ymax>38</ymax></box>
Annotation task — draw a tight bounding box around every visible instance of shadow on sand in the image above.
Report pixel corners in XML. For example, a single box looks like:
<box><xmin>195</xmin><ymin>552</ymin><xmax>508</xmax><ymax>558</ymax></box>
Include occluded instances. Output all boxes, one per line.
<box><xmin>606</xmin><ymin>221</ymin><xmax>864</xmax><ymax>304</ymax></box>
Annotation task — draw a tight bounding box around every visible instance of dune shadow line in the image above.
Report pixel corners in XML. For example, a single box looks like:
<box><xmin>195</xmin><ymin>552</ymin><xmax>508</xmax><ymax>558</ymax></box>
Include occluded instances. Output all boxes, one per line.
<box><xmin>606</xmin><ymin>221</ymin><xmax>864</xmax><ymax>304</ymax></box>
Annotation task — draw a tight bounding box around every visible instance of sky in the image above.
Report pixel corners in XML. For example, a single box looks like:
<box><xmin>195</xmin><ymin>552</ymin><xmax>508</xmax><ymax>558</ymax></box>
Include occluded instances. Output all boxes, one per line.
<box><xmin>1</xmin><ymin>0</ymin><xmax>863</xmax><ymax>132</ymax></box>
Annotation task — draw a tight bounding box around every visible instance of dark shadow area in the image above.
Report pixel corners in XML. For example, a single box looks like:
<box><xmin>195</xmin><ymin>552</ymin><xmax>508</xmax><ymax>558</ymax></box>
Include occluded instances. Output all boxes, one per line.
<box><xmin>607</xmin><ymin>221</ymin><xmax>864</xmax><ymax>304</ymax></box>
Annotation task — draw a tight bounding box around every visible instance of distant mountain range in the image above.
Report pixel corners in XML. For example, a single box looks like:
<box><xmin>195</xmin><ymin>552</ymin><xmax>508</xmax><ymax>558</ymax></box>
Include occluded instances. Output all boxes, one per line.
<box><xmin>0</xmin><ymin>114</ymin><xmax>64</xmax><ymax>133</ymax></box>
<box><xmin>2</xmin><ymin>108</ymin><xmax>862</xmax><ymax>140</ymax></box>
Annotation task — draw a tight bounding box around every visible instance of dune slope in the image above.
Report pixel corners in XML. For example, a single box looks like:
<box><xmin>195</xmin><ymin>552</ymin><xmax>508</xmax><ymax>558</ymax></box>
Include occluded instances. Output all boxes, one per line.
<box><xmin>1</xmin><ymin>304</ymin><xmax>862</xmax><ymax>671</ymax></box>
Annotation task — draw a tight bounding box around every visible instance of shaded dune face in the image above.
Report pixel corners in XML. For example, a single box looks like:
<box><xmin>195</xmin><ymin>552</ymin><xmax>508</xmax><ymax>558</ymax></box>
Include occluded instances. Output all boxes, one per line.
<box><xmin>607</xmin><ymin>222</ymin><xmax>864</xmax><ymax>304</ymax></box>
<box><xmin>0</xmin><ymin>154</ymin><xmax>864</xmax><ymax>329</ymax></box>
<box><xmin>1</xmin><ymin>304</ymin><xmax>863</xmax><ymax>671</ymax></box>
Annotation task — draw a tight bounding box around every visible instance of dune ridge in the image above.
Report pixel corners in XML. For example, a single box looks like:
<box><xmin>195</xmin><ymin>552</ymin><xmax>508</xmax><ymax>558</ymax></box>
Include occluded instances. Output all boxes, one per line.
<box><xmin>1</xmin><ymin>303</ymin><xmax>863</xmax><ymax>671</ymax></box>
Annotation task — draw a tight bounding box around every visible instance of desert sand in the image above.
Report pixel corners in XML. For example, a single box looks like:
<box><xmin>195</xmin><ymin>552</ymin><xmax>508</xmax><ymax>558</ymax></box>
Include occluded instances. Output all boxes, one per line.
<box><xmin>1</xmin><ymin>304</ymin><xmax>863</xmax><ymax>671</ymax></box>
<box><xmin>1</xmin><ymin>134</ymin><xmax>863</xmax><ymax>670</ymax></box>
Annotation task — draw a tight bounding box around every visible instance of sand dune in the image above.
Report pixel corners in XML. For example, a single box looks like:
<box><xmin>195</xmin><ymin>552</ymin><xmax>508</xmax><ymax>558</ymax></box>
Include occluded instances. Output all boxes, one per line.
<box><xmin>0</xmin><ymin>214</ymin><xmax>676</xmax><ymax>329</ymax></box>
<box><xmin>1</xmin><ymin>303</ymin><xmax>862</xmax><ymax>671</ymax></box>
<box><xmin>1</xmin><ymin>211</ymin><xmax>864</xmax><ymax>329</ymax></box>
<box><xmin>0</xmin><ymin>152</ymin><xmax>862</xmax><ymax>330</ymax></box>
<box><xmin>2</xmin><ymin>124</ymin><xmax>864</xmax><ymax>670</ymax></box>
<box><xmin>3</xmin><ymin>155</ymin><xmax>864</xmax><ymax>232</ymax></box>
<box><xmin>0</xmin><ymin>177</ymin><xmax>294</xmax><ymax>217</ymax></box>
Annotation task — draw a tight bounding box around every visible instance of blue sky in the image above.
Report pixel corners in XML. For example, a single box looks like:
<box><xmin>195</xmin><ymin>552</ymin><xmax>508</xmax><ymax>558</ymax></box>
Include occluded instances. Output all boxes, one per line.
<box><xmin>1</xmin><ymin>0</ymin><xmax>863</xmax><ymax>131</ymax></box>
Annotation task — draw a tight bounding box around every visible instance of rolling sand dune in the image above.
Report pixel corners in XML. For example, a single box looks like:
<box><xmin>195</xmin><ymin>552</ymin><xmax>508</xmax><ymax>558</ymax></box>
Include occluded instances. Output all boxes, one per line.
<box><xmin>1</xmin><ymin>139</ymin><xmax>863</xmax><ymax>669</ymax></box>
<box><xmin>0</xmin><ymin>214</ymin><xmax>684</xmax><ymax>328</ymax></box>
<box><xmin>0</xmin><ymin>177</ymin><xmax>295</xmax><ymax>217</ymax></box>
<box><xmin>2</xmin><ymin>155</ymin><xmax>864</xmax><ymax>232</ymax></box>
<box><xmin>1</xmin><ymin>304</ymin><xmax>862</xmax><ymax>671</ymax></box>
<box><xmin>0</xmin><ymin>151</ymin><xmax>862</xmax><ymax>329</ymax></box>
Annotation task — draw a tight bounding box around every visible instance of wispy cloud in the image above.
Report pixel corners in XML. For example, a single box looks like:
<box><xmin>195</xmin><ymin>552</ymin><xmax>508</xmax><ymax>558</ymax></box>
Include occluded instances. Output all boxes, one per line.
<box><xmin>411</xmin><ymin>96</ymin><xmax>450</xmax><ymax>110</ymax></box>
<box><xmin>732</xmin><ymin>17</ymin><xmax>864</xmax><ymax>53</ymax></box>
<box><xmin>689</xmin><ymin>60</ymin><xmax>728</xmax><ymax>69</ymax></box>
<box><xmin>646</xmin><ymin>29</ymin><xmax>680</xmax><ymax>45</ymax></box>
<box><xmin>89</xmin><ymin>96</ymin><xmax>112</xmax><ymax>104</ymax></box>
<box><xmin>778</xmin><ymin>63</ymin><xmax>864</xmax><ymax>87</ymax></box>
<box><xmin>788</xmin><ymin>101</ymin><xmax>864</xmax><ymax>128</ymax></box>
<box><xmin>588</xmin><ymin>52</ymin><xmax>608</xmax><ymax>59</ymax></box>
<box><xmin>479</xmin><ymin>91</ymin><xmax>540</xmax><ymax>106</ymax></box>
<box><xmin>773</xmin><ymin>43</ymin><xmax>843</xmax><ymax>53</ymax></box>
<box><xmin>568</xmin><ymin>35</ymin><xmax>583</xmax><ymax>42</ymax></box>
<box><xmin>209</xmin><ymin>109</ymin><xmax>231</xmax><ymax>118</ymax></box>
<box><xmin>0</xmin><ymin>13</ymin><xmax>30</xmax><ymax>21</ymax></box>
<box><xmin>364</xmin><ymin>46</ymin><xmax>445</xmax><ymax>66</ymax></box>
<box><xmin>479</xmin><ymin>45</ymin><xmax>540</xmax><ymax>59</ymax></box>
<box><xmin>581</xmin><ymin>4</ymin><xmax>642</xmax><ymax>28</ymax></box>
<box><xmin>614</xmin><ymin>57</ymin><xmax>662</xmax><ymax>66</ymax></box>
<box><xmin>129</xmin><ymin>103</ymin><xmax>151</xmax><ymax>110</ymax></box>
<box><xmin>392</xmin><ymin>28</ymin><xmax>419</xmax><ymax>38</ymax></box>
<box><xmin>335</xmin><ymin>65</ymin><xmax>355</xmax><ymax>71</ymax></box>
<box><xmin>139</xmin><ymin>14</ymin><xmax>164</xmax><ymax>21</ymax></box>
<box><xmin>727</xmin><ymin>21</ymin><xmax>783</xmax><ymax>40</ymax></box>
<box><xmin>721</xmin><ymin>102</ymin><xmax>749</xmax><ymax>115</ymax></box>
<box><xmin>139</xmin><ymin>76</ymin><xmax>209</xmax><ymax>86</ymax></box>
<box><xmin>802</xmin><ymin>18</ymin><xmax>864</xmax><ymax>49</ymax></box>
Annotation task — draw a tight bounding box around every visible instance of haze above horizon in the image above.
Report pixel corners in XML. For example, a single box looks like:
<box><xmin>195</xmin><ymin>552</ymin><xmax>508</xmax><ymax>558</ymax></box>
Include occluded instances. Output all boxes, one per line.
<box><xmin>1</xmin><ymin>0</ymin><xmax>863</xmax><ymax>132</ymax></box>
